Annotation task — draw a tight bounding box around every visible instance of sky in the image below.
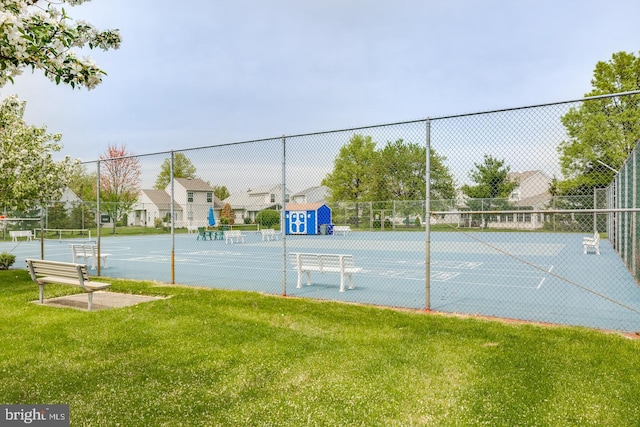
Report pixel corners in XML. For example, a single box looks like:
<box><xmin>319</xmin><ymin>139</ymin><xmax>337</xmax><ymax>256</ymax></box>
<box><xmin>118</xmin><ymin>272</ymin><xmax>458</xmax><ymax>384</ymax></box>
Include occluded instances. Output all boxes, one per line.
<box><xmin>4</xmin><ymin>0</ymin><xmax>640</xmax><ymax>190</ymax></box>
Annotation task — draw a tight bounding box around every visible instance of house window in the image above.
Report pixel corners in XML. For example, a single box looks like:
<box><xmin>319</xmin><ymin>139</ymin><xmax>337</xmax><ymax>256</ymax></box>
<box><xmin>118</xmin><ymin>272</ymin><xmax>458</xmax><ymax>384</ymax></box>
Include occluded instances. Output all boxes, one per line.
<box><xmin>270</xmin><ymin>193</ymin><xmax>275</xmax><ymax>203</ymax></box>
<box><xmin>187</xmin><ymin>192</ymin><xmax>194</xmax><ymax>203</ymax></box>
<box><xmin>285</xmin><ymin>194</ymin><xmax>290</xmax><ymax>202</ymax></box>
<box><xmin>207</xmin><ymin>192</ymin><xmax>212</xmax><ymax>203</ymax></box>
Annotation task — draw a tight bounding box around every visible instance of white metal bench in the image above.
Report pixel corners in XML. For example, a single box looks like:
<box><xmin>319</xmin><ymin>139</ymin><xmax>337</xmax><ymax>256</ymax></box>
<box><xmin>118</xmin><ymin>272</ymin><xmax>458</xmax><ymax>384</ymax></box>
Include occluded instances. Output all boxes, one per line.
<box><xmin>186</xmin><ymin>225</ymin><xmax>199</xmax><ymax>234</ymax></box>
<box><xmin>333</xmin><ymin>225</ymin><xmax>351</xmax><ymax>236</ymax></box>
<box><xmin>583</xmin><ymin>232</ymin><xmax>600</xmax><ymax>255</ymax></box>
<box><xmin>69</xmin><ymin>244</ymin><xmax>111</xmax><ymax>270</ymax></box>
<box><xmin>9</xmin><ymin>230</ymin><xmax>33</xmax><ymax>242</ymax></box>
<box><xmin>225</xmin><ymin>230</ymin><xmax>245</xmax><ymax>244</ymax></box>
<box><xmin>260</xmin><ymin>229</ymin><xmax>279</xmax><ymax>241</ymax></box>
<box><xmin>290</xmin><ymin>252</ymin><xmax>362</xmax><ymax>292</ymax></box>
<box><xmin>25</xmin><ymin>259</ymin><xmax>111</xmax><ymax>311</ymax></box>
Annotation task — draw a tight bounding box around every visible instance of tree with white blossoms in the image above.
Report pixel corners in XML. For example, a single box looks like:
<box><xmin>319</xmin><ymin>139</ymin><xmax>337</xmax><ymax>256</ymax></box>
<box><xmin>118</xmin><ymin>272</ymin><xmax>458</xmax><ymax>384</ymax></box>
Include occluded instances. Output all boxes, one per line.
<box><xmin>0</xmin><ymin>95</ymin><xmax>79</xmax><ymax>211</ymax></box>
<box><xmin>0</xmin><ymin>0</ymin><xmax>120</xmax><ymax>212</ymax></box>
<box><xmin>0</xmin><ymin>0</ymin><xmax>121</xmax><ymax>89</ymax></box>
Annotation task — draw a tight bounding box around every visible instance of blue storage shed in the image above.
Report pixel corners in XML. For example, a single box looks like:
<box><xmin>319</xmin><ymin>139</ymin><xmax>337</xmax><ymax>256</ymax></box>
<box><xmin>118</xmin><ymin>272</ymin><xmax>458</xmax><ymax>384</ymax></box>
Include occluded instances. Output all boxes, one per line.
<box><xmin>285</xmin><ymin>203</ymin><xmax>332</xmax><ymax>235</ymax></box>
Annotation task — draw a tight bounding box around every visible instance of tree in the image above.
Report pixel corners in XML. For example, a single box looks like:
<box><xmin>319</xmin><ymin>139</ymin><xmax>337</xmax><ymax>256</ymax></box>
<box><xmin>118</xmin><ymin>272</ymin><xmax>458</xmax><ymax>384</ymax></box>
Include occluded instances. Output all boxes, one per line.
<box><xmin>461</xmin><ymin>155</ymin><xmax>517</xmax><ymax>224</ymax></box>
<box><xmin>430</xmin><ymin>149</ymin><xmax>458</xmax><ymax>202</ymax></box>
<box><xmin>0</xmin><ymin>1</ymin><xmax>119</xmax><ymax>213</ymax></box>
<box><xmin>69</xmin><ymin>201</ymin><xmax>94</xmax><ymax>231</ymax></box>
<box><xmin>220</xmin><ymin>203</ymin><xmax>234</xmax><ymax>225</ymax></box>
<box><xmin>0</xmin><ymin>1</ymin><xmax>121</xmax><ymax>90</ymax></box>
<box><xmin>368</xmin><ymin>140</ymin><xmax>456</xmax><ymax>202</ymax></box>
<box><xmin>154</xmin><ymin>153</ymin><xmax>197</xmax><ymax>189</ymax></box>
<box><xmin>99</xmin><ymin>144</ymin><xmax>141</xmax><ymax>233</ymax></box>
<box><xmin>0</xmin><ymin>95</ymin><xmax>79</xmax><ymax>211</ymax></box>
<box><xmin>68</xmin><ymin>165</ymin><xmax>97</xmax><ymax>201</ymax></box>
<box><xmin>213</xmin><ymin>185</ymin><xmax>230</xmax><ymax>201</ymax></box>
<box><xmin>45</xmin><ymin>202</ymin><xmax>70</xmax><ymax>230</ymax></box>
<box><xmin>365</xmin><ymin>140</ymin><xmax>456</xmax><ymax>226</ymax></box>
<box><xmin>66</xmin><ymin>165</ymin><xmax>97</xmax><ymax>230</ymax></box>
<box><xmin>557</xmin><ymin>51</ymin><xmax>640</xmax><ymax>196</ymax></box>
<box><xmin>369</xmin><ymin>140</ymin><xmax>425</xmax><ymax>202</ymax></box>
<box><xmin>322</xmin><ymin>134</ymin><xmax>377</xmax><ymax>227</ymax></box>
<box><xmin>322</xmin><ymin>134</ymin><xmax>377</xmax><ymax>202</ymax></box>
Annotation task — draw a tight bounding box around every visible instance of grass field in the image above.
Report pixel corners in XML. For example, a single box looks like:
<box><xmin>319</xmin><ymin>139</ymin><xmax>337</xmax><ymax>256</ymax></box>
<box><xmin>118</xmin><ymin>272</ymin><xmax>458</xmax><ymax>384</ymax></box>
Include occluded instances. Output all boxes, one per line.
<box><xmin>1</xmin><ymin>269</ymin><xmax>640</xmax><ymax>426</ymax></box>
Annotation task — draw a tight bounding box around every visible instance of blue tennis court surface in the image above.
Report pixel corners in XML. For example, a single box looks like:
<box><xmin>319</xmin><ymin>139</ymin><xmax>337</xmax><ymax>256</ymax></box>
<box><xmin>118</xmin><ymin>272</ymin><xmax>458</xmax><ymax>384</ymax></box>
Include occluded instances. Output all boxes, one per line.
<box><xmin>3</xmin><ymin>230</ymin><xmax>640</xmax><ymax>332</ymax></box>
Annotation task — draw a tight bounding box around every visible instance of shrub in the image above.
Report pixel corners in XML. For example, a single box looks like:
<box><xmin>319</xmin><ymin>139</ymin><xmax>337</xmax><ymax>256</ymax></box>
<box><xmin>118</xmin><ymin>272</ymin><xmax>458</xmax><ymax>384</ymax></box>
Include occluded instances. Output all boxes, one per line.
<box><xmin>0</xmin><ymin>252</ymin><xmax>16</xmax><ymax>270</ymax></box>
<box><xmin>244</xmin><ymin>217</ymin><xmax>252</xmax><ymax>224</ymax></box>
<box><xmin>154</xmin><ymin>217</ymin><xmax>164</xmax><ymax>228</ymax></box>
<box><xmin>256</xmin><ymin>209</ymin><xmax>280</xmax><ymax>228</ymax></box>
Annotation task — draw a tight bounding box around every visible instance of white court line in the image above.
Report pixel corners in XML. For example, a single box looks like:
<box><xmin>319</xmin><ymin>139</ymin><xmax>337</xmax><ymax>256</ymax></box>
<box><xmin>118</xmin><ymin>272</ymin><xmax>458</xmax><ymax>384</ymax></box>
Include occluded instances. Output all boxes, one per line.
<box><xmin>432</xmin><ymin>271</ymin><xmax>461</xmax><ymax>281</ymax></box>
<box><xmin>127</xmin><ymin>256</ymin><xmax>201</xmax><ymax>264</ymax></box>
<box><xmin>443</xmin><ymin>272</ymin><xmax>547</xmax><ymax>289</ymax></box>
<box><xmin>108</xmin><ymin>244</ymin><xmax>556</xmax><ymax>291</ymax></box>
<box><xmin>458</xmin><ymin>262</ymin><xmax>483</xmax><ymax>269</ymax></box>
<box><xmin>377</xmin><ymin>270</ymin><xmax>410</xmax><ymax>278</ymax></box>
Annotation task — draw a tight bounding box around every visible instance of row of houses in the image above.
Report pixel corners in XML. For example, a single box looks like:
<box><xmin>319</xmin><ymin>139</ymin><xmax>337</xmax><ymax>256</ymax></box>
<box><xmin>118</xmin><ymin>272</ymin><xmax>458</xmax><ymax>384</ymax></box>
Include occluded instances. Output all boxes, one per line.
<box><xmin>52</xmin><ymin>170</ymin><xmax>554</xmax><ymax>230</ymax></box>
<box><xmin>130</xmin><ymin>171</ymin><xmax>553</xmax><ymax>229</ymax></box>
<box><xmin>129</xmin><ymin>178</ymin><xmax>330</xmax><ymax>228</ymax></box>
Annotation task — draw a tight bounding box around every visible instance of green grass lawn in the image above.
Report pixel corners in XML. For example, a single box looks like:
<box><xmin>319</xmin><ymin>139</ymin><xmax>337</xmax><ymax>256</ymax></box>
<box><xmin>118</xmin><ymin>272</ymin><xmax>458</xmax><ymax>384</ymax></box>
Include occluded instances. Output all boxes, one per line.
<box><xmin>1</xmin><ymin>270</ymin><xmax>640</xmax><ymax>426</ymax></box>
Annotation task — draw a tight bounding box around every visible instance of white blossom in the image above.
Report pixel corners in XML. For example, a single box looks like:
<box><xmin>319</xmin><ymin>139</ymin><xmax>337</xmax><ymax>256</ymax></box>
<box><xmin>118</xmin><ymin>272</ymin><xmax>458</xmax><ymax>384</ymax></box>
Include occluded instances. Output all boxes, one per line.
<box><xmin>0</xmin><ymin>1</ymin><xmax>120</xmax><ymax>90</ymax></box>
<box><xmin>0</xmin><ymin>96</ymin><xmax>80</xmax><ymax>210</ymax></box>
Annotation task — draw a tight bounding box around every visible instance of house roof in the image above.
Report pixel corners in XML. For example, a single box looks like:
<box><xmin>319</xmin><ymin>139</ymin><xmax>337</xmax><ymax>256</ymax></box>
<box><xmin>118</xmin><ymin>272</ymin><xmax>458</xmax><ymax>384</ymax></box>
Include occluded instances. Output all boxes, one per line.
<box><xmin>174</xmin><ymin>177</ymin><xmax>213</xmax><ymax>191</ymax></box>
<box><xmin>292</xmin><ymin>185</ymin><xmax>330</xmax><ymax>201</ymax></box>
<box><xmin>292</xmin><ymin>186</ymin><xmax>322</xmax><ymax>197</ymax></box>
<box><xmin>247</xmin><ymin>184</ymin><xmax>286</xmax><ymax>194</ymax></box>
<box><xmin>60</xmin><ymin>187</ymin><xmax>81</xmax><ymax>203</ymax></box>
<box><xmin>141</xmin><ymin>189</ymin><xmax>182</xmax><ymax>211</ymax></box>
<box><xmin>223</xmin><ymin>191</ymin><xmax>254</xmax><ymax>207</ymax></box>
<box><xmin>285</xmin><ymin>203</ymin><xmax>326</xmax><ymax>211</ymax></box>
<box><xmin>508</xmin><ymin>170</ymin><xmax>549</xmax><ymax>183</ymax></box>
<box><xmin>223</xmin><ymin>183</ymin><xmax>290</xmax><ymax>210</ymax></box>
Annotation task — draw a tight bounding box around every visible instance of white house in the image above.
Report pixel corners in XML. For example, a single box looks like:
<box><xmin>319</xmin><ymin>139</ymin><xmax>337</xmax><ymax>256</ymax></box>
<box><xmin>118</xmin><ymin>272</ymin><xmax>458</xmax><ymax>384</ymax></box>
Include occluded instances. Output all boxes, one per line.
<box><xmin>290</xmin><ymin>186</ymin><xmax>330</xmax><ymax>204</ymax></box>
<box><xmin>129</xmin><ymin>178</ymin><xmax>223</xmax><ymax>228</ymax></box>
<box><xmin>223</xmin><ymin>184</ymin><xmax>291</xmax><ymax>223</ymax></box>
<box><xmin>486</xmin><ymin>170</ymin><xmax>553</xmax><ymax>229</ymax></box>
<box><xmin>129</xmin><ymin>189</ymin><xmax>181</xmax><ymax>227</ymax></box>
<box><xmin>171</xmin><ymin>178</ymin><xmax>223</xmax><ymax>228</ymax></box>
<box><xmin>508</xmin><ymin>170</ymin><xmax>552</xmax><ymax>207</ymax></box>
<box><xmin>59</xmin><ymin>187</ymin><xmax>83</xmax><ymax>210</ymax></box>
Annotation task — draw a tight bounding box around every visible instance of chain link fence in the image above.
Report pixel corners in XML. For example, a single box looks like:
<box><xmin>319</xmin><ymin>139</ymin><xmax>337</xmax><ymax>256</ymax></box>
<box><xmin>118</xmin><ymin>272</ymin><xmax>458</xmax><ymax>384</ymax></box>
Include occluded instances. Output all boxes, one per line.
<box><xmin>4</xmin><ymin>92</ymin><xmax>640</xmax><ymax>332</ymax></box>
<box><xmin>608</xmin><ymin>140</ymin><xmax>640</xmax><ymax>281</ymax></box>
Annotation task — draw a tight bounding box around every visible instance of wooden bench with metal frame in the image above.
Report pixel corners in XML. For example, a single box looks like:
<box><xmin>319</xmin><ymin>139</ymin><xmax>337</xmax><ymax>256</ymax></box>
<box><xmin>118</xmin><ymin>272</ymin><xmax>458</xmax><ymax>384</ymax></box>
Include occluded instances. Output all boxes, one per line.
<box><xmin>25</xmin><ymin>259</ymin><xmax>111</xmax><ymax>311</ymax></box>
